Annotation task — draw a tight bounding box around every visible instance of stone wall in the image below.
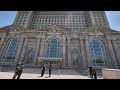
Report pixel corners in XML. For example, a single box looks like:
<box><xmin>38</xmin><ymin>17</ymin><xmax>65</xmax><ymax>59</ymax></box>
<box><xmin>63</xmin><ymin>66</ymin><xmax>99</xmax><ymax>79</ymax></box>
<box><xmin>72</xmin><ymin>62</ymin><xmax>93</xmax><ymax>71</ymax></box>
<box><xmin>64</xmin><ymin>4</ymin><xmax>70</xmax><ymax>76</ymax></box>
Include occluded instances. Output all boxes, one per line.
<box><xmin>102</xmin><ymin>68</ymin><xmax>120</xmax><ymax>79</ymax></box>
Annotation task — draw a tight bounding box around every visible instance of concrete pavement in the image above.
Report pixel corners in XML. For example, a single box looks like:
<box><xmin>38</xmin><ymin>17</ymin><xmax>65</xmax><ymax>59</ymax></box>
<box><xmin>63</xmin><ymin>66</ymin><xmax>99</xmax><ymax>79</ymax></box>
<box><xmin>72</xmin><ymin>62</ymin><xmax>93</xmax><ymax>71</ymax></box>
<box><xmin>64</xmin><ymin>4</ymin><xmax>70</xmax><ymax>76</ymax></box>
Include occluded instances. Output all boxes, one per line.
<box><xmin>0</xmin><ymin>68</ymin><xmax>103</xmax><ymax>79</ymax></box>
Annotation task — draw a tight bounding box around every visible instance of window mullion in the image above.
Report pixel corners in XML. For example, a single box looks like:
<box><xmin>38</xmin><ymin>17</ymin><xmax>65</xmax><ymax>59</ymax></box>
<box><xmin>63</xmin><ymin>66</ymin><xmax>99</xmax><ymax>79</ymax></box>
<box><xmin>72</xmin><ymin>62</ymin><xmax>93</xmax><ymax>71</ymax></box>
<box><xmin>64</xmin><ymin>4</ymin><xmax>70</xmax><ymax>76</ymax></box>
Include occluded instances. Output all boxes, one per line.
<box><xmin>56</xmin><ymin>40</ymin><xmax>58</xmax><ymax>58</ymax></box>
<box><xmin>99</xmin><ymin>41</ymin><xmax>104</xmax><ymax>65</ymax></box>
<box><xmin>92</xmin><ymin>40</ymin><xmax>96</xmax><ymax>66</ymax></box>
<box><xmin>12</xmin><ymin>39</ymin><xmax>18</xmax><ymax>62</ymax></box>
<box><xmin>48</xmin><ymin>40</ymin><xmax>51</xmax><ymax>57</ymax></box>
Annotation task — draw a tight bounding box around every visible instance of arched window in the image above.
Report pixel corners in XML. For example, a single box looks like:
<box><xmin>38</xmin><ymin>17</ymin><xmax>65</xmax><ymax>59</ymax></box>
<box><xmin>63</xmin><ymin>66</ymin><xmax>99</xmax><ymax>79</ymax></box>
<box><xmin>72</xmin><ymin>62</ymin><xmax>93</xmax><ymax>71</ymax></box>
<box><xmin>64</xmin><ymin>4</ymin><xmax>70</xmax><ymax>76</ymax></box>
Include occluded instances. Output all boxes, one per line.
<box><xmin>71</xmin><ymin>50</ymin><xmax>79</xmax><ymax>65</ymax></box>
<box><xmin>90</xmin><ymin>39</ymin><xmax>107</xmax><ymax>66</ymax></box>
<box><xmin>46</xmin><ymin>39</ymin><xmax>61</xmax><ymax>58</ymax></box>
<box><xmin>1</xmin><ymin>38</ymin><xmax>19</xmax><ymax>62</ymax></box>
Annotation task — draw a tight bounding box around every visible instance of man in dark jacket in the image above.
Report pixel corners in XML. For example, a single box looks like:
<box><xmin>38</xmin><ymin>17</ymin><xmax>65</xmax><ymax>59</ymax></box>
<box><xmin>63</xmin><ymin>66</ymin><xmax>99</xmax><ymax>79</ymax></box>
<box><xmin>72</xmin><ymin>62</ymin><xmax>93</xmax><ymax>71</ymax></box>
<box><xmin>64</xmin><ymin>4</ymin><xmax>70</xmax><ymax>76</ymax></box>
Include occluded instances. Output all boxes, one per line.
<box><xmin>12</xmin><ymin>61</ymin><xmax>24</xmax><ymax>79</ymax></box>
<box><xmin>48</xmin><ymin>64</ymin><xmax>52</xmax><ymax>77</ymax></box>
<box><xmin>92</xmin><ymin>67</ymin><xmax>97</xmax><ymax>79</ymax></box>
<box><xmin>40</xmin><ymin>64</ymin><xmax>46</xmax><ymax>77</ymax></box>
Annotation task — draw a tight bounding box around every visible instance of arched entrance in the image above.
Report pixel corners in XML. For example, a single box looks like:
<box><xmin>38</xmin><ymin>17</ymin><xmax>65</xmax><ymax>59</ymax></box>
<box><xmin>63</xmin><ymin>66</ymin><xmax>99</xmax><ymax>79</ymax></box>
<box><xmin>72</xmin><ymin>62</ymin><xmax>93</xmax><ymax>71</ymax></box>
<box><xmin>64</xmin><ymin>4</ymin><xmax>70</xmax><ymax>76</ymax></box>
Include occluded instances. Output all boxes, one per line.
<box><xmin>71</xmin><ymin>50</ymin><xmax>80</xmax><ymax>66</ymax></box>
<box><xmin>37</xmin><ymin>38</ymin><xmax>62</xmax><ymax>68</ymax></box>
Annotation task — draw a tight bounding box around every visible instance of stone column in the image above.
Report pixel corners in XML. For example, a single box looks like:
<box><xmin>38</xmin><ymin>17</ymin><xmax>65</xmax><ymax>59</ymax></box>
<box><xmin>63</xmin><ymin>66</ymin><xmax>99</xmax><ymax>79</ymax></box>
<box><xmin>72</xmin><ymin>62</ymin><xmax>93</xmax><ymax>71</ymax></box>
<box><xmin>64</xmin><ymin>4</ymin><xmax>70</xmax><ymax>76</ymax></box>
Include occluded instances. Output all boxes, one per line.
<box><xmin>40</xmin><ymin>37</ymin><xmax>45</xmax><ymax>57</ymax></box>
<box><xmin>107</xmin><ymin>39</ymin><xmax>119</xmax><ymax>68</ymax></box>
<box><xmin>33</xmin><ymin>37</ymin><xmax>41</xmax><ymax>65</ymax></box>
<box><xmin>19</xmin><ymin>37</ymin><xmax>28</xmax><ymax>61</ymax></box>
<box><xmin>62</xmin><ymin>38</ymin><xmax>66</xmax><ymax>67</ymax></box>
<box><xmin>105</xmin><ymin>44</ymin><xmax>113</xmax><ymax>68</ymax></box>
<box><xmin>85</xmin><ymin>38</ymin><xmax>92</xmax><ymax>66</ymax></box>
<box><xmin>80</xmin><ymin>38</ymin><xmax>86</xmax><ymax>68</ymax></box>
<box><xmin>112</xmin><ymin>40</ymin><xmax>120</xmax><ymax>68</ymax></box>
<box><xmin>67</xmin><ymin>37</ymin><xmax>71</xmax><ymax>67</ymax></box>
<box><xmin>24</xmin><ymin>11</ymin><xmax>33</xmax><ymax>28</ymax></box>
<box><xmin>0</xmin><ymin>33</ymin><xmax>6</xmax><ymax>50</ymax></box>
<box><xmin>14</xmin><ymin>37</ymin><xmax>24</xmax><ymax>64</ymax></box>
<box><xmin>0</xmin><ymin>33</ymin><xmax>6</xmax><ymax>57</ymax></box>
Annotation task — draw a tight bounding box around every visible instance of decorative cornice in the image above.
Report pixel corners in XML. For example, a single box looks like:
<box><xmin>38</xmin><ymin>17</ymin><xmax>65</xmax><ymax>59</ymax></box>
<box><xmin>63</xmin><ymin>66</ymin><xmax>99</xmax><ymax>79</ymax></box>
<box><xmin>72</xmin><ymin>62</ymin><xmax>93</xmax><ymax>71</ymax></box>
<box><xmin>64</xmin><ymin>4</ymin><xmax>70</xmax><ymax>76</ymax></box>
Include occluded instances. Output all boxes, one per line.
<box><xmin>1</xmin><ymin>25</ymin><xmax>120</xmax><ymax>38</ymax></box>
<box><xmin>0</xmin><ymin>24</ymin><xmax>27</xmax><ymax>31</ymax></box>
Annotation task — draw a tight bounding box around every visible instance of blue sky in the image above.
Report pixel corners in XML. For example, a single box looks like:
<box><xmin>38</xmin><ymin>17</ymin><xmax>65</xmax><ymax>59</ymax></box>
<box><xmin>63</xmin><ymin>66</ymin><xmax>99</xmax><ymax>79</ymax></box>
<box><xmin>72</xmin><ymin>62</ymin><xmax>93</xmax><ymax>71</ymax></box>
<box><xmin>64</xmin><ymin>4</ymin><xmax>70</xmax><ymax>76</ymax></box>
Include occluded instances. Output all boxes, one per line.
<box><xmin>0</xmin><ymin>11</ymin><xmax>120</xmax><ymax>31</ymax></box>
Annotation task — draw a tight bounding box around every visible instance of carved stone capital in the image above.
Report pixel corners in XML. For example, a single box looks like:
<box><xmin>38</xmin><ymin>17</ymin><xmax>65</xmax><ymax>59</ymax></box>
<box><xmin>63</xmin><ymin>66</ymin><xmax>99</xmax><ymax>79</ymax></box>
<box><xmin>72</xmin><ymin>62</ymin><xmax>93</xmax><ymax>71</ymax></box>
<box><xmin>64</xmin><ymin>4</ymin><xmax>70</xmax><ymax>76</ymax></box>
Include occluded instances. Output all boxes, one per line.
<box><xmin>67</xmin><ymin>37</ymin><xmax>71</xmax><ymax>40</ymax></box>
<box><xmin>42</xmin><ymin>36</ymin><xmax>45</xmax><ymax>40</ymax></box>
<box><xmin>80</xmin><ymin>38</ymin><xmax>84</xmax><ymax>40</ymax></box>
<box><xmin>1</xmin><ymin>33</ymin><xmax>6</xmax><ymax>38</ymax></box>
<box><xmin>85</xmin><ymin>37</ymin><xmax>89</xmax><ymax>40</ymax></box>
<box><xmin>107</xmin><ymin>37</ymin><xmax>111</xmax><ymax>40</ymax></box>
<box><xmin>25</xmin><ymin>37</ymin><xmax>28</xmax><ymax>39</ymax></box>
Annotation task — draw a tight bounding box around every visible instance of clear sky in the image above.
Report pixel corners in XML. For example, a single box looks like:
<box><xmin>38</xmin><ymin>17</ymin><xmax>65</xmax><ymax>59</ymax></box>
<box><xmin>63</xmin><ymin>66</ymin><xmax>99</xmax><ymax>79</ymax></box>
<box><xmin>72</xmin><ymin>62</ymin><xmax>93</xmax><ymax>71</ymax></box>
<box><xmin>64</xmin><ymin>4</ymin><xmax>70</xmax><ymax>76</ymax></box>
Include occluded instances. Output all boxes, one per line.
<box><xmin>0</xmin><ymin>11</ymin><xmax>120</xmax><ymax>31</ymax></box>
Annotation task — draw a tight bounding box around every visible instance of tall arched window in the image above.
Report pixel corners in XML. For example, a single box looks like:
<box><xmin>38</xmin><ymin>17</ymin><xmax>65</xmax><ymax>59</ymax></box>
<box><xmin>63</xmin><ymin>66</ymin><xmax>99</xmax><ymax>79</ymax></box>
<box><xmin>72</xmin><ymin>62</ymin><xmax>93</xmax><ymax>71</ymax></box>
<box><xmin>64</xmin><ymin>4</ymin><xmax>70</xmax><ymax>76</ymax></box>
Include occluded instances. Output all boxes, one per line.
<box><xmin>90</xmin><ymin>39</ymin><xmax>107</xmax><ymax>66</ymax></box>
<box><xmin>1</xmin><ymin>38</ymin><xmax>19</xmax><ymax>62</ymax></box>
<box><xmin>46</xmin><ymin>39</ymin><xmax>61</xmax><ymax>58</ymax></box>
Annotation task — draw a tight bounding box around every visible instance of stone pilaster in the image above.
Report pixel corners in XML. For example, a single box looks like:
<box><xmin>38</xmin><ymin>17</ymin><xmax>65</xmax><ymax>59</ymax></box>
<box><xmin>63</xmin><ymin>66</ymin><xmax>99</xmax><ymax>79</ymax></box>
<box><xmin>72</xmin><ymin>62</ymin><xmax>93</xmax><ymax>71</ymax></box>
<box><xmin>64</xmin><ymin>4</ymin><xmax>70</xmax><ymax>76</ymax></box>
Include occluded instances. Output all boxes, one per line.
<box><xmin>24</xmin><ymin>11</ymin><xmax>33</xmax><ymax>28</ymax></box>
<box><xmin>105</xmin><ymin>44</ymin><xmax>113</xmax><ymax>68</ymax></box>
<box><xmin>107</xmin><ymin>39</ymin><xmax>119</xmax><ymax>68</ymax></box>
<box><xmin>67</xmin><ymin>37</ymin><xmax>71</xmax><ymax>67</ymax></box>
<box><xmin>14</xmin><ymin>37</ymin><xmax>24</xmax><ymax>64</ymax></box>
<box><xmin>19</xmin><ymin>37</ymin><xmax>28</xmax><ymax>61</ymax></box>
<box><xmin>80</xmin><ymin>38</ymin><xmax>86</xmax><ymax>68</ymax></box>
<box><xmin>62</xmin><ymin>37</ymin><xmax>66</xmax><ymax>67</ymax></box>
<box><xmin>85</xmin><ymin>38</ymin><xmax>92</xmax><ymax>66</ymax></box>
<box><xmin>33</xmin><ymin>37</ymin><xmax>41</xmax><ymax>65</ymax></box>
<box><xmin>0</xmin><ymin>33</ymin><xmax>6</xmax><ymax>58</ymax></box>
<box><xmin>40</xmin><ymin>37</ymin><xmax>45</xmax><ymax>57</ymax></box>
<box><xmin>112</xmin><ymin>40</ymin><xmax>120</xmax><ymax>68</ymax></box>
<box><xmin>0</xmin><ymin>33</ymin><xmax>6</xmax><ymax>51</ymax></box>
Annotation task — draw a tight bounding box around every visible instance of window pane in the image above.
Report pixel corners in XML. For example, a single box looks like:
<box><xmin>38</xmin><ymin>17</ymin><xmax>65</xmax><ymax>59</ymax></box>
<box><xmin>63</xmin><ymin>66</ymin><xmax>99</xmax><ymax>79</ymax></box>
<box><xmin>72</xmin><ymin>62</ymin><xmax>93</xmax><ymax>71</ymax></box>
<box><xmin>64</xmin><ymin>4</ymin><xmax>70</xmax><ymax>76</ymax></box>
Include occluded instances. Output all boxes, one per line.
<box><xmin>91</xmin><ymin>39</ymin><xmax>107</xmax><ymax>66</ymax></box>
<box><xmin>1</xmin><ymin>38</ymin><xmax>19</xmax><ymax>62</ymax></box>
<box><xmin>47</xmin><ymin>39</ymin><xmax>61</xmax><ymax>58</ymax></box>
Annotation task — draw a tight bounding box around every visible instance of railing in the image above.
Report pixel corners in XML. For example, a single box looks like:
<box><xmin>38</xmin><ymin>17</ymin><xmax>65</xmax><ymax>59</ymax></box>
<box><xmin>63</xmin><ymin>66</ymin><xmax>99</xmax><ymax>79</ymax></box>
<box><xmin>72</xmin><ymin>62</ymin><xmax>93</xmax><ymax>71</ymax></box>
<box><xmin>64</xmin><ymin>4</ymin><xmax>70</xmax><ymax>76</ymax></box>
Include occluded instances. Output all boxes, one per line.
<box><xmin>93</xmin><ymin>62</ymin><xmax>108</xmax><ymax>66</ymax></box>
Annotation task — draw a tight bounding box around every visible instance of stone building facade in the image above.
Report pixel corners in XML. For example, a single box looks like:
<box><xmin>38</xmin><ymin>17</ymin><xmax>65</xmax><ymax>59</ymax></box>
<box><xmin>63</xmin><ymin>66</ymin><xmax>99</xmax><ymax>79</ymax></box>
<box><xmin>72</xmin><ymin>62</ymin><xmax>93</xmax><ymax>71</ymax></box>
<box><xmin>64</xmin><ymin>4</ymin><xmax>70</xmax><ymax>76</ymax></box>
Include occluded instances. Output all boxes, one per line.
<box><xmin>0</xmin><ymin>11</ymin><xmax>120</xmax><ymax>69</ymax></box>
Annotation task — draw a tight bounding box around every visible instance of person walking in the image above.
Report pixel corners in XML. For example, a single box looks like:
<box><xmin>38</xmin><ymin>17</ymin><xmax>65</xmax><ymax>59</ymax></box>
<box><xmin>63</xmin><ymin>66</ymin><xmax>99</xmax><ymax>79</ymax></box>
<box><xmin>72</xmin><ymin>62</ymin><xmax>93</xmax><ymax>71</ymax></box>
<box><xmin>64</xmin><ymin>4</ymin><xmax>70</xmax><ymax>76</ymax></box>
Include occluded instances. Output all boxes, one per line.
<box><xmin>40</xmin><ymin>64</ymin><xmax>46</xmax><ymax>77</ymax></box>
<box><xmin>87</xmin><ymin>66</ymin><xmax>93</xmax><ymax>78</ymax></box>
<box><xmin>12</xmin><ymin>62</ymin><xmax>21</xmax><ymax>79</ymax></box>
<box><xmin>48</xmin><ymin>64</ymin><xmax>52</xmax><ymax>77</ymax></box>
<box><xmin>92</xmin><ymin>67</ymin><xmax>97</xmax><ymax>79</ymax></box>
<box><xmin>12</xmin><ymin>61</ymin><xmax>24</xmax><ymax>79</ymax></box>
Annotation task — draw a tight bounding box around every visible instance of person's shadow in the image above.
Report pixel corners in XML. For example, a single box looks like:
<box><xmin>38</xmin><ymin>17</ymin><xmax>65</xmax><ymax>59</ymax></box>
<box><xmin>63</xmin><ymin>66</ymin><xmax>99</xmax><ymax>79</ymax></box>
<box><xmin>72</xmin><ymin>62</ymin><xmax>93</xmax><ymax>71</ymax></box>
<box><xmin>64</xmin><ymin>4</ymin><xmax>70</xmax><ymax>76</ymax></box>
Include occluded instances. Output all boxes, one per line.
<box><xmin>45</xmin><ymin>76</ymin><xmax>50</xmax><ymax>78</ymax></box>
<box><xmin>37</xmin><ymin>76</ymin><xmax>50</xmax><ymax>78</ymax></box>
<box><xmin>37</xmin><ymin>76</ymin><xmax>43</xmax><ymax>77</ymax></box>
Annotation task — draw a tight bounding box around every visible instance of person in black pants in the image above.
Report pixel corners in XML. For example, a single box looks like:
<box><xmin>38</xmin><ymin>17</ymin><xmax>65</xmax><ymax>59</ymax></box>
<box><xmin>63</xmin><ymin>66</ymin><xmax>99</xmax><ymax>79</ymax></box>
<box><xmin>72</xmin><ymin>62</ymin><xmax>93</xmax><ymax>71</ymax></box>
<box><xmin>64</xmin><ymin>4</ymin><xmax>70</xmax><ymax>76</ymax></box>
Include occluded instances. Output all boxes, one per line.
<box><xmin>12</xmin><ymin>62</ymin><xmax>24</xmax><ymax>79</ymax></box>
<box><xmin>48</xmin><ymin>64</ymin><xmax>52</xmax><ymax>77</ymax></box>
<box><xmin>41</xmin><ymin>64</ymin><xmax>46</xmax><ymax>77</ymax></box>
<box><xmin>92</xmin><ymin>67</ymin><xmax>97</xmax><ymax>79</ymax></box>
<box><xmin>12</xmin><ymin>62</ymin><xmax>20</xmax><ymax>79</ymax></box>
<box><xmin>87</xmin><ymin>66</ymin><xmax>93</xmax><ymax>78</ymax></box>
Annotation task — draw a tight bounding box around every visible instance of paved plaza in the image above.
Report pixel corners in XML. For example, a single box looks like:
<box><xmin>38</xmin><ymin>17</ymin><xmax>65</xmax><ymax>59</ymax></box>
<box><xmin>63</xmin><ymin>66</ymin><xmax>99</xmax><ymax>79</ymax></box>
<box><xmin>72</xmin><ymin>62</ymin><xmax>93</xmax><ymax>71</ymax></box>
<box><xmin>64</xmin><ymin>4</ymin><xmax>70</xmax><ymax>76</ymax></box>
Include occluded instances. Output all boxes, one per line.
<box><xmin>0</xmin><ymin>68</ymin><xmax>103</xmax><ymax>79</ymax></box>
